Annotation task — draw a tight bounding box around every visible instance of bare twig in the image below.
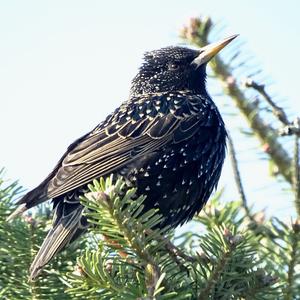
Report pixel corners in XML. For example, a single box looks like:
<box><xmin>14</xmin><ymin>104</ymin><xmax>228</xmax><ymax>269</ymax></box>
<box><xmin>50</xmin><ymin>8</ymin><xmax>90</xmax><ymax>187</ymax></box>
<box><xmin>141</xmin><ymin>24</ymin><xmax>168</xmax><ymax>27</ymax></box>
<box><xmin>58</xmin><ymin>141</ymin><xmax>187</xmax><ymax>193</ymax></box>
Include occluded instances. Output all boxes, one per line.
<box><xmin>293</xmin><ymin>136</ymin><xmax>300</xmax><ymax>217</ymax></box>
<box><xmin>280</xmin><ymin>118</ymin><xmax>300</xmax><ymax>137</ymax></box>
<box><xmin>243</xmin><ymin>78</ymin><xmax>290</xmax><ymax>124</ymax></box>
<box><xmin>244</xmin><ymin>78</ymin><xmax>300</xmax><ymax>137</ymax></box>
<box><xmin>227</xmin><ymin>134</ymin><xmax>250</xmax><ymax>215</ymax></box>
<box><xmin>227</xmin><ymin>134</ymin><xmax>265</xmax><ymax>228</ymax></box>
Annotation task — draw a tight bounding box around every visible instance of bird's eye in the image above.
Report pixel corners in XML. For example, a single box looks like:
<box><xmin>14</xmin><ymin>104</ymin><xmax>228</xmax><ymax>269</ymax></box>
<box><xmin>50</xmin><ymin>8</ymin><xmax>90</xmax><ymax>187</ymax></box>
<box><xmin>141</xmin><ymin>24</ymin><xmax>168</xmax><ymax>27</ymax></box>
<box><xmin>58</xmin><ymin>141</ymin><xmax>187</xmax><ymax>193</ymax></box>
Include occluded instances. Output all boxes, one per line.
<box><xmin>168</xmin><ymin>63</ymin><xmax>179</xmax><ymax>71</ymax></box>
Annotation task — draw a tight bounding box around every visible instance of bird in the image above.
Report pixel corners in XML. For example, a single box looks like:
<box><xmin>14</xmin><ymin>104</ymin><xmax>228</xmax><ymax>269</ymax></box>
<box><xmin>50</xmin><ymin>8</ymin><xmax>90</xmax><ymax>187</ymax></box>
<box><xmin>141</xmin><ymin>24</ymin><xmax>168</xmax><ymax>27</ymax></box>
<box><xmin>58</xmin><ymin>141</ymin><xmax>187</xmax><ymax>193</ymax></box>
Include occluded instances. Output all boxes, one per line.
<box><xmin>7</xmin><ymin>34</ymin><xmax>237</xmax><ymax>280</ymax></box>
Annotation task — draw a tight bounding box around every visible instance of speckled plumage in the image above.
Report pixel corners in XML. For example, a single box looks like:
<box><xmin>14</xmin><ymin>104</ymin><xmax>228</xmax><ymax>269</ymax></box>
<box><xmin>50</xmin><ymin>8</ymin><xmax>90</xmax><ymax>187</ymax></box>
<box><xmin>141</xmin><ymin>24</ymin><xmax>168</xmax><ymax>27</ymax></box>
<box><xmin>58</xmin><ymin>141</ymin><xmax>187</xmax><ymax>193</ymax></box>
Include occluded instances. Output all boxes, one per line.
<box><xmin>9</xmin><ymin>44</ymin><xmax>231</xmax><ymax>280</ymax></box>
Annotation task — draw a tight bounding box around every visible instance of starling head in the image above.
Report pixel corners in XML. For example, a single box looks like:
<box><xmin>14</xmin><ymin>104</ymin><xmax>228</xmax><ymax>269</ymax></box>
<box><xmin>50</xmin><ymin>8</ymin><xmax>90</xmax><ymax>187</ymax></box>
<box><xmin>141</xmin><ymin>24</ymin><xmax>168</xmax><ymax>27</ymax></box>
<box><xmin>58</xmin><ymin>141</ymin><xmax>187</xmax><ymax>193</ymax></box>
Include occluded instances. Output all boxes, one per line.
<box><xmin>131</xmin><ymin>35</ymin><xmax>238</xmax><ymax>95</ymax></box>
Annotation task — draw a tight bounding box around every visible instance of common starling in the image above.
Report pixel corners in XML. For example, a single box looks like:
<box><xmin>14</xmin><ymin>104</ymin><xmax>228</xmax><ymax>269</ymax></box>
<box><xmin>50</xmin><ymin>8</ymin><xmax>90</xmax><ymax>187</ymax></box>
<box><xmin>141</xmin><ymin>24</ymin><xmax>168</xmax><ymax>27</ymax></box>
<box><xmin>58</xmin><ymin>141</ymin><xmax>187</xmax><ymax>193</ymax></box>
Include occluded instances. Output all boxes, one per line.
<box><xmin>8</xmin><ymin>35</ymin><xmax>237</xmax><ymax>280</ymax></box>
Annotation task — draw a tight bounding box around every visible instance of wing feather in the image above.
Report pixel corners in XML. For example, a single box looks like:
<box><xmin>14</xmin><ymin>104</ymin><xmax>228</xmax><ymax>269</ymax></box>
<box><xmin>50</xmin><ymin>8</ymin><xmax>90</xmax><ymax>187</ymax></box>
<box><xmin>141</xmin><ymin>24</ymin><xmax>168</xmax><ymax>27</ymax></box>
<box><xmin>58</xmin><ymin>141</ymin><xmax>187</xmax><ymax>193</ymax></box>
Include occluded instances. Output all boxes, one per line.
<box><xmin>45</xmin><ymin>97</ymin><xmax>210</xmax><ymax>199</ymax></box>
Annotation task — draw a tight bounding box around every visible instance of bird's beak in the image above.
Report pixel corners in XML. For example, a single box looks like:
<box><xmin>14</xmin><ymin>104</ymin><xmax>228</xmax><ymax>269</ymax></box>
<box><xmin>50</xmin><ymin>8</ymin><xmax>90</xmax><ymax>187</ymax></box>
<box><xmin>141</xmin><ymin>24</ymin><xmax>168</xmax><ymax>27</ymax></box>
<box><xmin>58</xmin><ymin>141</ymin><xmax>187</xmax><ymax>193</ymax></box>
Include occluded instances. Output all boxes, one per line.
<box><xmin>192</xmin><ymin>34</ymin><xmax>239</xmax><ymax>67</ymax></box>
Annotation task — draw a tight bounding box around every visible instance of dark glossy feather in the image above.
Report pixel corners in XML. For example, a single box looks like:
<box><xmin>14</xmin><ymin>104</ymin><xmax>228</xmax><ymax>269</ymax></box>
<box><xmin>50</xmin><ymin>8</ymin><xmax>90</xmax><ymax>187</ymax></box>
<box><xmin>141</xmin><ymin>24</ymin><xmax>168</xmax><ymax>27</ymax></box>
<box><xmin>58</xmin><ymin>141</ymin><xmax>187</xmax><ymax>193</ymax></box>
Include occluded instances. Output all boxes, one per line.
<box><xmin>8</xmin><ymin>46</ymin><xmax>228</xmax><ymax>280</ymax></box>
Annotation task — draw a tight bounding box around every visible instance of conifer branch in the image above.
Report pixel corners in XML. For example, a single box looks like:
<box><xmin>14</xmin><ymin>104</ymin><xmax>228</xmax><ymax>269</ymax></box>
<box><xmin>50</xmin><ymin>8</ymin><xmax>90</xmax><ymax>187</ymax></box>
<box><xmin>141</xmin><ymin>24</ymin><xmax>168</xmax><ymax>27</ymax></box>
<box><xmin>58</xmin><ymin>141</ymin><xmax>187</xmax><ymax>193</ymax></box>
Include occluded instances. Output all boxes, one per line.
<box><xmin>165</xmin><ymin>238</ymin><xmax>197</xmax><ymax>263</ymax></box>
<box><xmin>77</xmin><ymin>177</ymin><xmax>166</xmax><ymax>298</ymax></box>
<box><xmin>198</xmin><ymin>227</ymin><xmax>251</xmax><ymax>299</ymax></box>
<box><xmin>28</xmin><ymin>218</ymin><xmax>39</xmax><ymax>298</ymax></box>
<box><xmin>284</xmin><ymin>220</ymin><xmax>300</xmax><ymax>300</ymax></box>
<box><xmin>197</xmin><ymin>249</ymin><xmax>231</xmax><ymax>300</ymax></box>
<box><xmin>293</xmin><ymin>137</ymin><xmax>300</xmax><ymax>216</ymax></box>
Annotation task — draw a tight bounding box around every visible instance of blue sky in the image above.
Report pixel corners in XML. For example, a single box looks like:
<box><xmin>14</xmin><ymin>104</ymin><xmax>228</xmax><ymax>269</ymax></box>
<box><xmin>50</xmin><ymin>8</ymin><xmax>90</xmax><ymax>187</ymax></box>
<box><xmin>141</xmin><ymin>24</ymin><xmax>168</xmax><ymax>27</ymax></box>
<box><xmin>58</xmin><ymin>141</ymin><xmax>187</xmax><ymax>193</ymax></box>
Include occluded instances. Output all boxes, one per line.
<box><xmin>1</xmin><ymin>1</ymin><xmax>299</xmax><ymax>217</ymax></box>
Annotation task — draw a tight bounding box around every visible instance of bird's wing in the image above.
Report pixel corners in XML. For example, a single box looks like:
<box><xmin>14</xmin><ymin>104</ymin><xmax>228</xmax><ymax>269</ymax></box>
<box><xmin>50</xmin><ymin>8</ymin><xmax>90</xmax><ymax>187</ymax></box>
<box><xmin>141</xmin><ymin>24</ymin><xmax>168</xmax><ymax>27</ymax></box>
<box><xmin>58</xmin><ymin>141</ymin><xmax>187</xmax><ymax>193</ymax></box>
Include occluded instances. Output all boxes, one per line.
<box><xmin>46</xmin><ymin>111</ymin><xmax>205</xmax><ymax>199</ymax></box>
<box><xmin>27</xmin><ymin>112</ymin><xmax>202</xmax><ymax>280</ymax></box>
<box><xmin>48</xmin><ymin>116</ymin><xmax>188</xmax><ymax>198</ymax></box>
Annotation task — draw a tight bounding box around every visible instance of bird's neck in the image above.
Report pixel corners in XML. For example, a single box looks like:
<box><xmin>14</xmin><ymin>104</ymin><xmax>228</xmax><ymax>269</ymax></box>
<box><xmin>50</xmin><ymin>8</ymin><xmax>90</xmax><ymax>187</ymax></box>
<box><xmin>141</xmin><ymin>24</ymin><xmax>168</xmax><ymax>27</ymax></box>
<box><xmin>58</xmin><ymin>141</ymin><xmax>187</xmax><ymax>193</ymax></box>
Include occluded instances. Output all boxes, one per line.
<box><xmin>130</xmin><ymin>87</ymin><xmax>209</xmax><ymax>99</ymax></box>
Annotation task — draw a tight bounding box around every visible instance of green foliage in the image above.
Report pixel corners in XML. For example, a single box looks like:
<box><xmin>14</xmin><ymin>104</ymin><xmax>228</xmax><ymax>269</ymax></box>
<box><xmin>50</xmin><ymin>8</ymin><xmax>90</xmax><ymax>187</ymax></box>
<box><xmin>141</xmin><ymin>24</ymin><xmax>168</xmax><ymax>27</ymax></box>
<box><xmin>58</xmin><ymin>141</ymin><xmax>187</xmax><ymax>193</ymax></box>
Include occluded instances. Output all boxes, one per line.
<box><xmin>1</xmin><ymin>171</ymin><xmax>300</xmax><ymax>299</ymax></box>
<box><xmin>0</xmin><ymin>169</ymin><xmax>85</xmax><ymax>300</ymax></box>
<box><xmin>65</xmin><ymin>176</ymin><xmax>284</xmax><ymax>299</ymax></box>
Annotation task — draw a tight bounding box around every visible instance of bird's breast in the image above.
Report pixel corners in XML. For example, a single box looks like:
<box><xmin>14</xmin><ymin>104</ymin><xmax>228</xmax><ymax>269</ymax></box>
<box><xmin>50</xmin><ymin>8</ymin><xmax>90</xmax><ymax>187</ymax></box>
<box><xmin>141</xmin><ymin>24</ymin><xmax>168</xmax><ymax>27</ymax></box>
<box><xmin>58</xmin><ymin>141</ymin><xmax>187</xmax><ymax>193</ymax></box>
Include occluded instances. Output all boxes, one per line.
<box><xmin>124</xmin><ymin>112</ymin><xmax>226</xmax><ymax>227</ymax></box>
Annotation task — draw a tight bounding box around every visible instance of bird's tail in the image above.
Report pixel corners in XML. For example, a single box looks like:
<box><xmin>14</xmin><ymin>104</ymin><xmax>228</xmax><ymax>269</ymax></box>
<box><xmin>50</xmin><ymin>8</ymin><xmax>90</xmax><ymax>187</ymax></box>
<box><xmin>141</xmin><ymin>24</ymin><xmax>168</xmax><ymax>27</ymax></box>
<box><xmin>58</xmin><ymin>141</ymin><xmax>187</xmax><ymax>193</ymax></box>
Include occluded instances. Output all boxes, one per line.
<box><xmin>6</xmin><ymin>186</ymin><xmax>48</xmax><ymax>221</ymax></box>
<box><xmin>29</xmin><ymin>202</ymin><xmax>84</xmax><ymax>281</ymax></box>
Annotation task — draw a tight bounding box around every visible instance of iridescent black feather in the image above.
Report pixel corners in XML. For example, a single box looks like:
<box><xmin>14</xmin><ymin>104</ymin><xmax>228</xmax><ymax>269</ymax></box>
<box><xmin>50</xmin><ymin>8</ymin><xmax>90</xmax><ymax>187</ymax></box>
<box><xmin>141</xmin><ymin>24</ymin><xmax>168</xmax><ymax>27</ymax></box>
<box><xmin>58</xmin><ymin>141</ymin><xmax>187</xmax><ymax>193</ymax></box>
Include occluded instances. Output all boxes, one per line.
<box><xmin>9</xmin><ymin>46</ymin><xmax>227</xmax><ymax>280</ymax></box>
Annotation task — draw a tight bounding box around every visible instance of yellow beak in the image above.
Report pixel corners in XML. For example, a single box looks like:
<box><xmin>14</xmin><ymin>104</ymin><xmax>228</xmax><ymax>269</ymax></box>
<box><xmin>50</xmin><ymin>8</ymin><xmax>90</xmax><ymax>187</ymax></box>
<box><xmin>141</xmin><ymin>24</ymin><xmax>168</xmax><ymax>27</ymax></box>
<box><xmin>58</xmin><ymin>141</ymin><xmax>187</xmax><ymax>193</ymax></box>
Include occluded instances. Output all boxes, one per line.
<box><xmin>193</xmin><ymin>34</ymin><xmax>238</xmax><ymax>66</ymax></box>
